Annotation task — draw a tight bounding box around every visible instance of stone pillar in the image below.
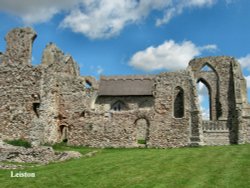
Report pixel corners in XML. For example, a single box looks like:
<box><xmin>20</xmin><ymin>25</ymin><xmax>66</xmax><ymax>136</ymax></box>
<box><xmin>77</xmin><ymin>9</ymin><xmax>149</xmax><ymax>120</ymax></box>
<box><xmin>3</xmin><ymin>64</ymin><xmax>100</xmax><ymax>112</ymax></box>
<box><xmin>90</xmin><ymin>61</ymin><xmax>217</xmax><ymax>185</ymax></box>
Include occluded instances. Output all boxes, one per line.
<box><xmin>4</xmin><ymin>27</ymin><xmax>36</xmax><ymax>65</ymax></box>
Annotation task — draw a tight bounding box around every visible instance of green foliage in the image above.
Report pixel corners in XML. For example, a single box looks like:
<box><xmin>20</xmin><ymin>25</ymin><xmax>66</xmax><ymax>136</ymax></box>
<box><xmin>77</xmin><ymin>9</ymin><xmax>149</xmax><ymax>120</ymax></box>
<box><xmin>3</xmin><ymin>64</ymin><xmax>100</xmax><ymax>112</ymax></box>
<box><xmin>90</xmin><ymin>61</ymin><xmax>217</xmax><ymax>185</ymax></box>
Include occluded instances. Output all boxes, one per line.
<box><xmin>0</xmin><ymin>144</ymin><xmax>250</xmax><ymax>188</ymax></box>
<box><xmin>4</xmin><ymin>139</ymin><xmax>31</xmax><ymax>148</ymax></box>
<box><xmin>137</xmin><ymin>139</ymin><xmax>146</xmax><ymax>144</ymax></box>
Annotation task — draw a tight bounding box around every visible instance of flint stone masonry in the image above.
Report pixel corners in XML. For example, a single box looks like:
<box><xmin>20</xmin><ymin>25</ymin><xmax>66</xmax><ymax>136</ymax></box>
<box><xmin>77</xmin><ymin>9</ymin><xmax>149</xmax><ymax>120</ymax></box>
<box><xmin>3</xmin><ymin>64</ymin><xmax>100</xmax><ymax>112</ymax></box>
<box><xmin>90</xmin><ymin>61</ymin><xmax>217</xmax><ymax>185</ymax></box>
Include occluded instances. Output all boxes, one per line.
<box><xmin>0</xmin><ymin>27</ymin><xmax>250</xmax><ymax>148</ymax></box>
<box><xmin>0</xmin><ymin>140</ymin><xmax>82</xmax><ymax>165</ymax></box>
<box><xmin>2</xmin><ymin>28</ymin><xmax>36</xmax><ymax>65</ymax></box>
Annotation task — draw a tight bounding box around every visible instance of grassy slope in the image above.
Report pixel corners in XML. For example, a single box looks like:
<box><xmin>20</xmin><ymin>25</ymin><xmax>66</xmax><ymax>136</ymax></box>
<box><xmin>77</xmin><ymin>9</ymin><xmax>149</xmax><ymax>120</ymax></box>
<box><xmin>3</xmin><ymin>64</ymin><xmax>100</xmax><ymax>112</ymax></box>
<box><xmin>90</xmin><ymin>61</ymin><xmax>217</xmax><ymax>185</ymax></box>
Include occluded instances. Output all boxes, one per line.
<box><xmin>0</xmin><ymin>144</ymin><xmax>249</xmax><ymax>188</ymax></box>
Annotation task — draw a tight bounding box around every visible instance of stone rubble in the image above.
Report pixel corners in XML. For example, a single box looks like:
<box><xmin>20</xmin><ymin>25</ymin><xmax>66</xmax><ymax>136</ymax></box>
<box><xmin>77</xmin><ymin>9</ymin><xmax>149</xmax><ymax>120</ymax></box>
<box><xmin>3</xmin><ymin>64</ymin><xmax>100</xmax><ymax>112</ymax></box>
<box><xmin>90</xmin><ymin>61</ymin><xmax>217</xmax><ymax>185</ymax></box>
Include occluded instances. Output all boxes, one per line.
<box><xmin>0</xmin><ymin>140</ymin><xmax>82</xmax><ymax>167</ymax></box>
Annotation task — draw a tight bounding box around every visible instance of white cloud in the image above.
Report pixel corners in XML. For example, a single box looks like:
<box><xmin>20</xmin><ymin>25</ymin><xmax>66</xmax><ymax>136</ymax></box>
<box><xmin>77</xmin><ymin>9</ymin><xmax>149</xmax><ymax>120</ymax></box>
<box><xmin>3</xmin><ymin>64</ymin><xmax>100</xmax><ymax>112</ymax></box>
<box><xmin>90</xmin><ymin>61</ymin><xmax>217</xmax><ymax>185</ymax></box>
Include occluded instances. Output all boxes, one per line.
<box><xmin>60</xmin><ymin>0</ymin><xmax>172</xmax><ymax>39</ymax></box>
<box><xmin>90</xmin><ymin>65</ymin><xmax>104</xmax><ymax>75</ymax></box>
<box><xmin>238</xmin><ymin>54</ymin><xmax>250</xmax><ymax>89</ymax></box>
<box><xmin>0</xmin><ymin>0</ymin><xmax>80</xmax><ymax>24</ymax></box>
<box><xmin>97</xmin><ymin>66</ymin><xmax>104</xmax><ymax>75</ymax></box>
<box><xmin>197</xmin><ymin>82</ymin><xmax>210</xmax><ymax>120</ymax></box>
<box><xmin>0</xmin><ymin>0</ymin><xmax>217</xmax><ymax>39</ymax></box>
<box><xmin>129</xmin><ymin>40</ymin><xmax>217</xmax><ymax>71</ymax></box>
<box><xmin>200</xmin><ymin>106</ymin><xmax>210</xmax><ymax>120</ymax></box>
<box><xmin>156</xmin><ymin>0</ymin><xmax>216</xmax><ymax>26</ymax></box>
<box><xmin>245</xmin><ymin>75</ymin><xmax>250</xmax><ymax>89</ymax></box>
<box><xmin>225</xmin><ymin>0</ymin><xmax>238</xmax><ymax>4</ymax></box>
<box><xmin>238</xmin><ymin>54</ymin><xmax>250</xmax><ymax>72</ymax></box>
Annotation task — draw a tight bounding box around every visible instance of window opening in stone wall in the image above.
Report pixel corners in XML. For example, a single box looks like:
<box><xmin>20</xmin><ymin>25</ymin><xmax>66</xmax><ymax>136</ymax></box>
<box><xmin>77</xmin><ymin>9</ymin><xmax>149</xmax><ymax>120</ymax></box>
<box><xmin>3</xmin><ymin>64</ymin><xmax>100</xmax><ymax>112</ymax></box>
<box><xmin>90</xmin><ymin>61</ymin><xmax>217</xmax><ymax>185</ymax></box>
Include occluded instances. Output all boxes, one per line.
<box><xmin>80</xmin><ymin>111</ymin><xmax>85</xmax><ymax>118</ymax></box>
<box><xmin>85</xmin><ymin>80</ymin><xmax>92</xmax><ymax>89</ymax></box>
<box><xmin>59</xmin><ymin>125</ymin><xmax>68</xmax><ymax>143</ymax></box>
<box><xmin>197</xmin><ymin>80</ymin><xmax>211</xmax><ymax>120</ymax></box>
<box><xmin>0</xmin><ymin>52</ymin><xmax>3</xmax><ymax>63</ymax></box>
<box><xmin>111</xmin><ymin>100</ymin><xmax>126</xmax><ymax>111</ymax></box>
<box><xmin>200</xmin><ymin>63</ymin><xmax>213</xmax><ymax>72</ymax></box>
<box><xmin>174</xmin><ymin>86</ymin><xmax>184</xmax><ymax>118</ymax></box>
<box><xmin>33</xmin><ymin>103</ymin><xmax>40</xmax><ymax>118</ymax></box>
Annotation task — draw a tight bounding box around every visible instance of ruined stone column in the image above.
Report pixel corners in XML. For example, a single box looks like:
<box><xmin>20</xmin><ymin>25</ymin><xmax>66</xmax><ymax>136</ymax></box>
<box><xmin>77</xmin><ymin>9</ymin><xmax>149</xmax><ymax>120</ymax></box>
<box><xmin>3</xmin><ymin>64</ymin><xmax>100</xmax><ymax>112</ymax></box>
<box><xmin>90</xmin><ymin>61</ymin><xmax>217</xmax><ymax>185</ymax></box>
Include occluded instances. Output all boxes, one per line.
<box><xmin>4</xmin><ymin>27</ymin><xmax>36</xmax><ymax>65</ymax></box>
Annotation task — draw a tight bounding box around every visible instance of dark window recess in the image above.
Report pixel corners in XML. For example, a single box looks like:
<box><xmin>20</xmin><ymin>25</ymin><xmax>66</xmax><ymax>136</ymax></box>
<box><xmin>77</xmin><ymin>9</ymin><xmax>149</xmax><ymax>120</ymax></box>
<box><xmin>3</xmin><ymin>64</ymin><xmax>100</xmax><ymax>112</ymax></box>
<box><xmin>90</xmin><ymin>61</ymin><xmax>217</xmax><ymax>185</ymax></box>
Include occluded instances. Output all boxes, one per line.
<box><xmin>80</xmin><ymin>111</ymin><xmax>85</xmax><ymax>117</ymax></box>
<box><xmin>174</xmin><ymin>87</ymin><xmax>184</xmax><ymax>118</ymax></box>
<box><xmin>111</xmin><ymin>101</ymin><xmax>127</xmax><ymax>111</ymax></box>
<box><xmin>33</xmin><ymin>103</ymin><xmax>40</xmax><ymax>118</ymax></box>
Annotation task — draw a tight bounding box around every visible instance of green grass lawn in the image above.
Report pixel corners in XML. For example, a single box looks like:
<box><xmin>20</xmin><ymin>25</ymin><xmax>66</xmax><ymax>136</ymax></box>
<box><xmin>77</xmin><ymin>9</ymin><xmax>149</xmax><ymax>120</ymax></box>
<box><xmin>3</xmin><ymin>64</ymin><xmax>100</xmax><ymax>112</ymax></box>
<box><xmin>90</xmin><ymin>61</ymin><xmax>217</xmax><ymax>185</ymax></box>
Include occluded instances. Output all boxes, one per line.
<box><xmin>0</xmin><ymin>144</ymin><xmax>249</xmax><ymax>188</ymax></box>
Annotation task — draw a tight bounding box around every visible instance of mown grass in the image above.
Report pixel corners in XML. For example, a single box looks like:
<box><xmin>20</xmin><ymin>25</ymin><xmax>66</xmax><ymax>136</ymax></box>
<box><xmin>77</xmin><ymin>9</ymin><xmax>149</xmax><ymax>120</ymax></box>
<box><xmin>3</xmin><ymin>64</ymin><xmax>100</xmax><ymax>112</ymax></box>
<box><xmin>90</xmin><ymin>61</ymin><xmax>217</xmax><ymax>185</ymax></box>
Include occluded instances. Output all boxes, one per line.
<box><xmin>0</xmin><ymin>144</ymin><xmax>249</xmax><ymax>188</ymax></box>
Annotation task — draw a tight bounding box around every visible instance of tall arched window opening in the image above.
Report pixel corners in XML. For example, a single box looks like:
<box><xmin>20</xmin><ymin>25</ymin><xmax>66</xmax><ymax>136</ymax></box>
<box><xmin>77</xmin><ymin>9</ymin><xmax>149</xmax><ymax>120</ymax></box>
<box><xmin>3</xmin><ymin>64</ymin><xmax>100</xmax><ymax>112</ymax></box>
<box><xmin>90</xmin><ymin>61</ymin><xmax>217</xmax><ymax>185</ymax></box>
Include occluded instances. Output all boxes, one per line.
<box><xmin>197</xmin><ymin>80</ymin><xmax>211</xmax><ymax>120</ymax></box>
<box><xmin>174</xmin><ymin>86</ymin><xmax>184</xmax><ymax>118</ymax></box>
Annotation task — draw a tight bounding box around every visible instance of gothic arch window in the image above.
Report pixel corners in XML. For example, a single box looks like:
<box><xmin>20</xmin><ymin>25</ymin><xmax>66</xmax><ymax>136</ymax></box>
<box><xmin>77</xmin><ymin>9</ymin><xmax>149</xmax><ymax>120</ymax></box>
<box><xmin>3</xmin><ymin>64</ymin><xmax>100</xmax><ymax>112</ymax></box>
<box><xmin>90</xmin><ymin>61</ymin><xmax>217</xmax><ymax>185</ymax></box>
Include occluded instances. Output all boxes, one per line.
<box><xmin>174</xmin><ymin>86</ymin><xmax>184</xmax><ymax>118</ymax></box>
<box><xmin>111</xmin><ymin>100</ymin><xmax>127</xmax><ymax>111</ymax></box>
<box><xmin>200</xmin><ymin>63</ymin><xmax>215</xmax><ymax>72</ymax></box>
<box><xmin>197</xmin><ymin>79</ymin><xmax>212</xmax><ymax>120</ymax></box>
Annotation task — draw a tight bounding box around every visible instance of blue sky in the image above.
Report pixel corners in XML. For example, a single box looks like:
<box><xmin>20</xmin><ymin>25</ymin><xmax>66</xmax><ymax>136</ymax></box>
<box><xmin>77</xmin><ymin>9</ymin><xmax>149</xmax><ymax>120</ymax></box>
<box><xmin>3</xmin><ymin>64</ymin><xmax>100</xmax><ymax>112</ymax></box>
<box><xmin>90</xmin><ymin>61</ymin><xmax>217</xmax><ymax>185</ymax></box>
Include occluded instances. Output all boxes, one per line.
<box><xmin>0</xmin><ymin>0</ymin><xmax>250</xmax><ymax>118</ymax></box>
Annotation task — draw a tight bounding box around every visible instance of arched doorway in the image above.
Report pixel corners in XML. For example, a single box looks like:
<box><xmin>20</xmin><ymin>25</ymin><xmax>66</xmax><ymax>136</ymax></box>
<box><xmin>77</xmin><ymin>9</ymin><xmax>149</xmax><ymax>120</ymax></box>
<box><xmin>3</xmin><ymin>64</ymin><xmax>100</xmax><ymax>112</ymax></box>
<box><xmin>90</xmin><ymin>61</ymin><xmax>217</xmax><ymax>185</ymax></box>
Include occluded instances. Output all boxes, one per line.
<box><xmin>135</xmin><ymin>118</ymin><xmax>149</xmax><ymax>145</ymax></box>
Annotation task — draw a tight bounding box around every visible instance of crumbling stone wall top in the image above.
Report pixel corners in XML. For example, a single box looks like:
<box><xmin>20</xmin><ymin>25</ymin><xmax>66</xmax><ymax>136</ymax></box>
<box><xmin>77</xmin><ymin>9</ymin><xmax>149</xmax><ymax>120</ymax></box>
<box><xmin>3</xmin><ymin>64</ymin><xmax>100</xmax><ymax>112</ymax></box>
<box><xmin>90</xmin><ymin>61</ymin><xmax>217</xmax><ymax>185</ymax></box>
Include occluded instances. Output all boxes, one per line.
<box><xmin>41</xmin><ymin>43</ymin><xmax>80</xmax><ymax>76</ymax></box>
<box><xmin>3</xmin><ymin>27</ymin><xmax>36</xmax><ymax>65</ymax></box>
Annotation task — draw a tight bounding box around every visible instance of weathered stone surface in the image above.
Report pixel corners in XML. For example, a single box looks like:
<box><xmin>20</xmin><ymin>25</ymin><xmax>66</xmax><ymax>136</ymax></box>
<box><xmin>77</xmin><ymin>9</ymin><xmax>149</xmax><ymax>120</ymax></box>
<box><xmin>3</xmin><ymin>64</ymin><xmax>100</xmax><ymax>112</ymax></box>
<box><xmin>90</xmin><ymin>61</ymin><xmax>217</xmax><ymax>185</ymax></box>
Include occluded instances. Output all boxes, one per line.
<box><xmin>0</xmin><ymin>140</ymin><xmax>82</xmax><ymax>165</ymax></box>
<box><xmin>2</xmin><ymin>27</ymin><xmax>36</xmax><ymax>65</ymax></box>
<box><xmin>0</xmin><ymin>27</ymin><xmax>250</xmax><ymax>148</ymax></box>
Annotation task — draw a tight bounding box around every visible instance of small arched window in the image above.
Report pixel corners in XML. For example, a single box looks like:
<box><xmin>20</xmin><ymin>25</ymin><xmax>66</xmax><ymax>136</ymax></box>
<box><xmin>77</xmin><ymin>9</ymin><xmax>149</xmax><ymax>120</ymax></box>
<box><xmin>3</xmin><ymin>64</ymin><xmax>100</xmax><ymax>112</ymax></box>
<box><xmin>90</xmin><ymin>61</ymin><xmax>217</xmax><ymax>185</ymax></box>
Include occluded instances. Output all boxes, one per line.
<box><xmin>111</xmin><ymin>100</ymin><xmax>127</xmax><ymax>111</ymax></box>
<box><xmin>174</xmin><ymin>86</ymin><xmax>184</xmax><ymax>118</ymax></box>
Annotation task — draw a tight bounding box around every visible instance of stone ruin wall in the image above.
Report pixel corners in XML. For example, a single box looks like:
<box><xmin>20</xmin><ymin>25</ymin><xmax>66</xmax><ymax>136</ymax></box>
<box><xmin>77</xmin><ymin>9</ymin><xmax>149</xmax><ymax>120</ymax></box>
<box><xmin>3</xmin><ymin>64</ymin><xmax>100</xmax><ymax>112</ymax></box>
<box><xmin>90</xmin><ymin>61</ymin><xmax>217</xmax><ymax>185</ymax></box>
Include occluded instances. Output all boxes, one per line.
<box><xmin>0</xmin><ymin>27</ymin><xmax>250</xmax><ymax>148</ymax></box>
<box><xmin>67</xmin><ymin>71</ymin><xmax>202</xmax><ymax>148</ymax></box>
<box><xmin>188</xmin><ymin>57</ymin><xmax>250</xmax><ymax>145</ymax></box>
<box><xmin>0</xmin><ymin>63</ymin><xmax>42</xmax><ymax>141</ymax></box>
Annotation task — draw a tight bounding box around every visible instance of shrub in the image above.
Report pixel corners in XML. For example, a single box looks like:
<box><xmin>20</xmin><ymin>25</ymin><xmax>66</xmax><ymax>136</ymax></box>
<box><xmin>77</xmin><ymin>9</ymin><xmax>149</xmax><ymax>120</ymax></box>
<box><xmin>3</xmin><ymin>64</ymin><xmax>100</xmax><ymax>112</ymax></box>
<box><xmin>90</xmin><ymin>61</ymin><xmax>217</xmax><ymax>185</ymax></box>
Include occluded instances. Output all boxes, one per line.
<box><xmin>4</xmin><ymin>139</ymin><xmax>32</xmax><ymax>148</ymax></box>
<box><xmin>137</xmin><ymin>139</ymin><xmax>146</xmax><ymax>144</ymax></box>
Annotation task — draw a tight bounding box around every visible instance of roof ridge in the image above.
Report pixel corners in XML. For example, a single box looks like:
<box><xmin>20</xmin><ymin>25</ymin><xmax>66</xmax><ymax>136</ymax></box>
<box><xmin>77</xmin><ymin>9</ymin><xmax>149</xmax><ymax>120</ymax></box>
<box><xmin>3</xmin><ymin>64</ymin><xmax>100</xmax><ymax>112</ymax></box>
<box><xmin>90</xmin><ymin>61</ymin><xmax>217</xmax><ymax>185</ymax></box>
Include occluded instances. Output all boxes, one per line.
<box><xmin>100</xmin><ymin>75</ymin><xmax>155</xmax><ymax>81</ymax></box>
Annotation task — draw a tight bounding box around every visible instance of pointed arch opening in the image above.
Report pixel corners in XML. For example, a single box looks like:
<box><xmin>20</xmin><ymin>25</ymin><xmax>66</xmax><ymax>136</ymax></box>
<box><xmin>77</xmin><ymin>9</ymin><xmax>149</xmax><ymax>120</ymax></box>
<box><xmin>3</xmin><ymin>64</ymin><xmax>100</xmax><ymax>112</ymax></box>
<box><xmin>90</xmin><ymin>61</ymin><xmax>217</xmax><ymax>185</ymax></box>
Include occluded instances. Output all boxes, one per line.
<box><xmin>197</xmin><ymin>79</ymin><xmax>212</xmax><ymax>120</ymax></box>
<box><xmin>200</xmin><ymin>63</ymin><xmax>214</xmax><ymax>72</ymax></box>
<box><xmin>174</xmin><ymin>86</ymin><xmax>184</xmax><ymax>118</ymax></box>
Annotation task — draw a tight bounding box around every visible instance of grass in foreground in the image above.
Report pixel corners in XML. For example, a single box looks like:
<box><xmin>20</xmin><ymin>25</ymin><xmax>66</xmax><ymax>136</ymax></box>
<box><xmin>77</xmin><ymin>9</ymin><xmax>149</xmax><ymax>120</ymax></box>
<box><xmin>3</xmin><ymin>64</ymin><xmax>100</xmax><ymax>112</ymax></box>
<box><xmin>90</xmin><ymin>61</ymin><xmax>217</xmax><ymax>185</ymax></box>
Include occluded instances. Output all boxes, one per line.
<box><xmin>0</xmin><ymin>144</ymin><xmax>249</xmax><ymax>188</ymax></box>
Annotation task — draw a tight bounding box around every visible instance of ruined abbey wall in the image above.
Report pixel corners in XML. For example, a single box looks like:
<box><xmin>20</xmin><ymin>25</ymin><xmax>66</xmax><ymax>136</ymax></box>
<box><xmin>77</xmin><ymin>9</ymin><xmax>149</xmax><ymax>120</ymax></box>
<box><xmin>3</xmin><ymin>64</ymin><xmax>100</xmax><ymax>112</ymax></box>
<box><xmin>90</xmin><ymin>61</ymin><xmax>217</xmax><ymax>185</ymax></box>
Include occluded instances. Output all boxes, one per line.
<box><xmin>0</xmin><ymin>63</ymin><xmax>41</xmax><ymax>141</ymax></box>
<box><xmin>0</xmin><ymin>28</ymin><xmax>249</xmax><ymax>148</ymax></box>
